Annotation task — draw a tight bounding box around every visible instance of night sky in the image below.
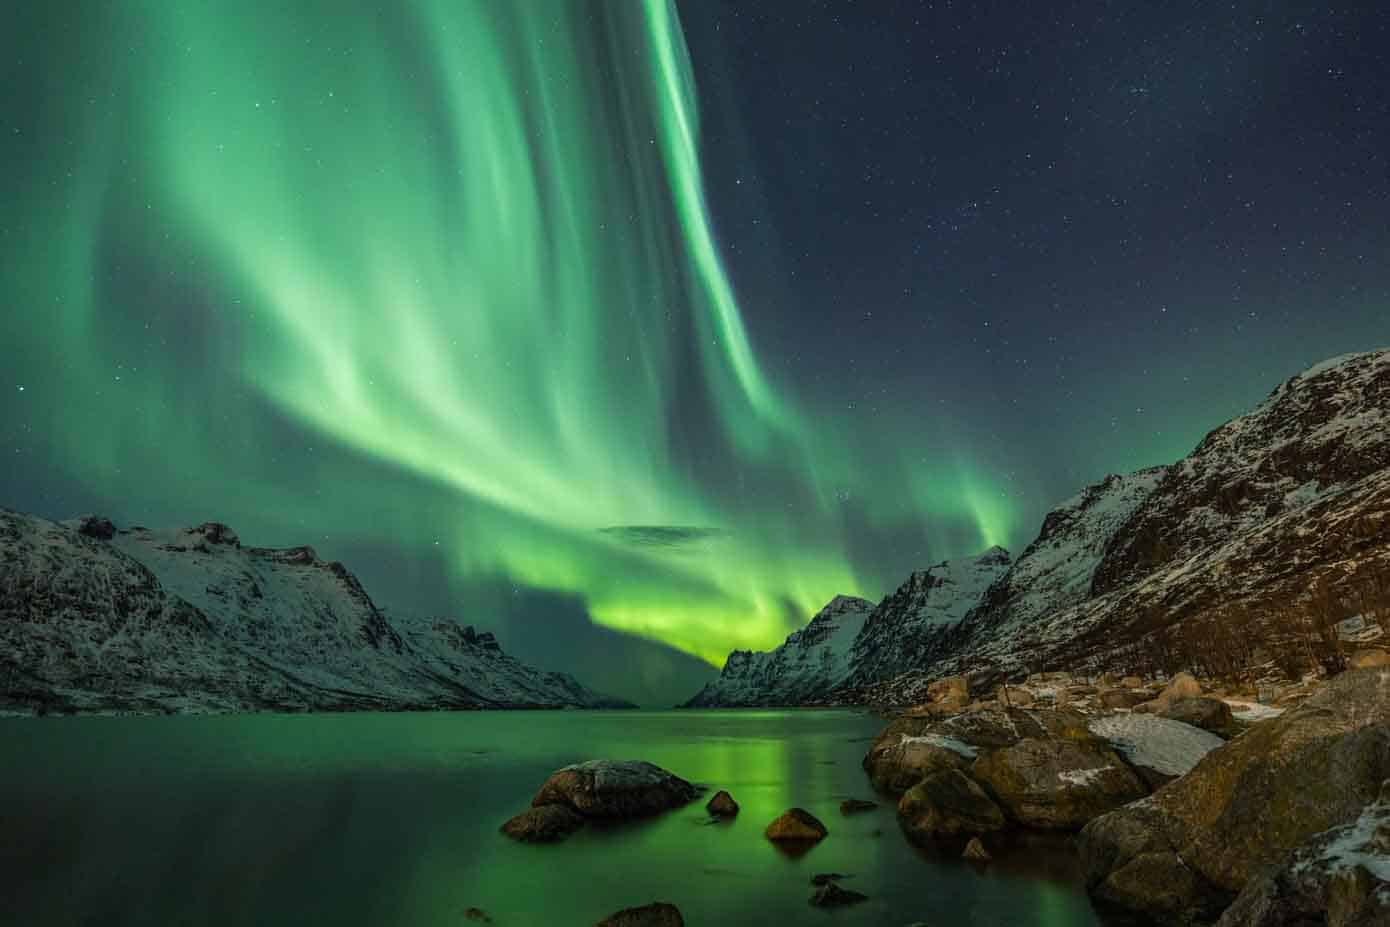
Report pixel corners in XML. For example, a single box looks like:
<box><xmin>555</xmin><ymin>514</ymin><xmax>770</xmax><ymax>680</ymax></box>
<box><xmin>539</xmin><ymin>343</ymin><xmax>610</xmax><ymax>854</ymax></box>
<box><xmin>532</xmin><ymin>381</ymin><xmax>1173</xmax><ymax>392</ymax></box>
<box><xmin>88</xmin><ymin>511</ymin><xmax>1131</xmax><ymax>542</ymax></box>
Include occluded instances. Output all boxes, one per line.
<box><xmin>2</xmin><ymin>1</ymin><xmax>1387</xmax><ymax>704</ymax></box>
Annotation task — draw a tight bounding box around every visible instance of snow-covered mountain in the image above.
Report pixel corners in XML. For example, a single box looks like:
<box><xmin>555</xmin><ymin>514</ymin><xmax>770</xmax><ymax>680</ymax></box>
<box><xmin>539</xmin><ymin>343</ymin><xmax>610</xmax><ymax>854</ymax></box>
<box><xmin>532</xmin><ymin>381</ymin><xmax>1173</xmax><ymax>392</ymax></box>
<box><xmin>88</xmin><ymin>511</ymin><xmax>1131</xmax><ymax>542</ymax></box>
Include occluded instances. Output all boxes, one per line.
<box><xmin>0</xmin><ymin>511</ymin><xmax>632</xmax><ymax>713</ymax></box>
<box><xmin>687</xmin><ymin>349</ymin><xmax>1390</xmax><ymax>707</ymax></box>
<box><xmin>888</xmin><ymin>349</ymin><xmax>1390</xmax><ymax>697</ymax></box>
<box><xmin>682</xmin><ymin>594</ymin><xmax>874</xmax><ymax>707</ymax></box>
<box><xmin>840</xmin><ymin>548</ymin><xmax>1012</xmax><ymax>689</ymax></box>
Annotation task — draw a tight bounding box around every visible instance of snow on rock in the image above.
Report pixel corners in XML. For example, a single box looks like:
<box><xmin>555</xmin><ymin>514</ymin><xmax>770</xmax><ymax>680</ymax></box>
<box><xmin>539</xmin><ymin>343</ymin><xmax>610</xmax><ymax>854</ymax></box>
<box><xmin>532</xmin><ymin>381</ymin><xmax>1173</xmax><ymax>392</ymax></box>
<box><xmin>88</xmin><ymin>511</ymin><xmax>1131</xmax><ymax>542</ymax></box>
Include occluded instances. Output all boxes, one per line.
<box><xmin>683</xmin><ymin>594</ymin><xmax>874</xmax><ymax>706</ymax></box>
<box><xmin>840</xmin><ymin>548</ymin><xmax>1012</xmax><ymax>690</ymax></box>
<box><xmin>1225</xmin><ymin>700</ymin><xmax>1285</xmax><ymax>722</ymax></box>
<box><xmin>1088</xmin><ymin>713</ymin><xmax>1225</xmax><ymax>777</ymax></box>
<box><xmin>899</xmin><ymin>732</ymin><xmax>979</xmax><ymax>758</ymax></box>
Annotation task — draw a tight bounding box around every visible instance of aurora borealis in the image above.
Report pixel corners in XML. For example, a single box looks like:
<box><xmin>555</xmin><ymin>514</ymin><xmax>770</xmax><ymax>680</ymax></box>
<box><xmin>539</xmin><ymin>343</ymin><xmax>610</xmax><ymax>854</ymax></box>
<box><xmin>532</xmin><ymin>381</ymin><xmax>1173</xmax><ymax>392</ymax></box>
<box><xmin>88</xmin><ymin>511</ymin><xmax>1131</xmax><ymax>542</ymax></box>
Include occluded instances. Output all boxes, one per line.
<box><xmin>3</xmin><ymin>1</ymin><xmax>1388</xmax><ymax>703</ymax></box>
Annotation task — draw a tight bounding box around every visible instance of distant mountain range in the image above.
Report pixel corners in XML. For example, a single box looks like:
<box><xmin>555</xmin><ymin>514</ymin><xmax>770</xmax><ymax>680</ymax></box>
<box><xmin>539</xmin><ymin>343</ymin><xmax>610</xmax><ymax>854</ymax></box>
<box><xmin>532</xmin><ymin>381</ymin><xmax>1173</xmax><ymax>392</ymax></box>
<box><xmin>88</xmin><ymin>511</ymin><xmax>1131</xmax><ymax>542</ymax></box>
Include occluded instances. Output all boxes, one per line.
<box><xmin>686</xmin><ymin>349</ymin><xmax>1390</xmax><ymax>707</ymax></box>
<box><xmin>0</xmin><ymin>513</ymin><xmax>632</xmax><ymax>713</ymax></box>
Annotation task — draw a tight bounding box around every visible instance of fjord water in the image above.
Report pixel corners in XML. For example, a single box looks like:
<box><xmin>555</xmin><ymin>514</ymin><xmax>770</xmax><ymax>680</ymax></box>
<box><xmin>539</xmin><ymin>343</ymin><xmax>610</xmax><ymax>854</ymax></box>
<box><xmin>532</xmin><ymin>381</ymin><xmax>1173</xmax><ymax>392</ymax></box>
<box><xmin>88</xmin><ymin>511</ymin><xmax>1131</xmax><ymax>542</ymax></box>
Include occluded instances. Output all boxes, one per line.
<box><xmin>3</xmin><ymin>710</ymin><xmax>1108</xmax><ymax>925</ymax></box>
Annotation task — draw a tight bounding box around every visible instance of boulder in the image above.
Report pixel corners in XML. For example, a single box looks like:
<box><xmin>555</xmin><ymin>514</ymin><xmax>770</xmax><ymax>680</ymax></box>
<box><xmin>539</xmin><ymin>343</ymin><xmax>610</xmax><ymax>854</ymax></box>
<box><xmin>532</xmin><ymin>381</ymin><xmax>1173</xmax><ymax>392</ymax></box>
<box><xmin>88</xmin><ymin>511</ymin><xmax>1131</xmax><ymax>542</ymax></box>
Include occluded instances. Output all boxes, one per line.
<box><xmin>997</xmin><ymin>685</ymin><xmax>1034</xmax><ymax>707</ymax></box>
<box><xmin>1160</xmin><ymin>697</ymin><xmax>1235</xmax><ymax>736</ymax></box>
<box><xmin>706</xmin><ymin>790</ymin><xmax>739</xmax><ymax>817</ymax></box>
<box><xmin>962</xmin><ymin>836</ymin><xmax>992</xmax><ymax>861</ymax></box>
<box><xmin>840</xmin><ymin>799</ymin><xmax>877</xmax><ymax>815</ymax></box>
<box><xmin>530</xmin><ymin>760</ymin><xmax>698</xmax><ymax>818</ymax></box>
<box><xmin>1159</xmin><ymin>672</ymin><xmax>1203</xmax><ymax>703</ymax></box>
<box><xmin>1099</xmin><ymin>688</ymin><xmax>1149</xmax><ymax>710</ymax></box>
<box><xmin>500</xmin><ymin>804</ymin><xmax>586</xmax><ymax>842</ymax></box>
<box><xmin>862</xmin><ymin>708</ymin><xmax>1093</xmax><ymax>795</ymax></box>
<box><xmin>1079</xmin><ymin>668</ymin><xmax>1390</xmax><ymax>923</ymax></box>
<box><xmin>765</xmin><ymin>808</ymin><xmax>828</xmax><ymax>843</ymax></box>
<box><xmin>595</xmin><ymin>903</ymin><xmax>684</xmax><ymax>927</ymax></box>
<box><xmin>1087</xmin><ymin>713</ymin><xmax>1225</xmax><ymax>788</ymax></box>
<box><xmin>809</xmin><ymin>882</ymin><xmax>868</xmax><ymax>908</ymax></box>
<box><xmin>861</xmin><ymin>717</ymin><xmax>975</xmax><ymax>794</ymax></box>
<box><xmin>810</xmin><ymin>872</ymin><xmax>847</xmax><ymax>886</ymax></box>
<box><xmin>1217</xmin><ymin>781</ymin><xmax>1390</xmax><ymax>927</ymax></box>
<box><xmin>897</xmin><ymin>769</ymin><xmax>1006</xmax><ymax>841</ymax></box>
<box><xmin>971</xmin><ymin>737</ymin><xmax>1148</xmax><ymax>830</ymax></box>
<box><xmin>928</xmin><ymin>675</ymin><xmax>970</xmax><ymax>702</ymax></box>
<box><xmin>1351</xmin><ymin>649</ymin><xmax>1390</xmax><ymax>670</ymax></box>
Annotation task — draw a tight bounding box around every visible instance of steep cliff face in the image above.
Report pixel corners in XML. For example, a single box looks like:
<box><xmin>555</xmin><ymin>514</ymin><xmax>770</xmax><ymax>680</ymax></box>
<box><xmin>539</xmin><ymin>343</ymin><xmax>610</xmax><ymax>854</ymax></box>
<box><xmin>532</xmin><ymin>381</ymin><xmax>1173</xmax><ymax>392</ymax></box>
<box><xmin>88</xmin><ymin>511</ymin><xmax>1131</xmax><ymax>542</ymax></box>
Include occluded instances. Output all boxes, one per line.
<box><xmin>0</xmin><ymin>510</ymin><xmax>631</xmax><ymax>713</ymax></box>
<box><xmin>682</xmin><ymin>594</ymin><xmax>874</xmax><ymax>706</ymax></box>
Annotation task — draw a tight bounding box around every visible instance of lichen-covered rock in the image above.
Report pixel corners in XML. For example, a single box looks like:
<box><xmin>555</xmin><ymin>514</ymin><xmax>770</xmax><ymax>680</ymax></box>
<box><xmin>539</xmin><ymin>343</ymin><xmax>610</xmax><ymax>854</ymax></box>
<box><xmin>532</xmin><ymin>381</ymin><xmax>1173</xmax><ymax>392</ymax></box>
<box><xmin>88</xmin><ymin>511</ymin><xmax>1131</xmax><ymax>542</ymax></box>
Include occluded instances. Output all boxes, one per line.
<box><xmin>500</xmin><ymin>804</ymin><xmax>586</xmax><ymax>842</ymax></box>
<box><xmin>970</xmin><ymin>737</ymin><xmax>1148</xmax><ymax>830</ymax></box>
<box><xmin>1217</xmin><ymin>781</ymin><xmax>1390</xmax><ymax>927</ymax></box>
<box><xmin>765</xmin><ymin>808</ymin><xmax>829</xmax><ymax>843</ymax></box>
<box><xmin>1079</xmin><ymin>668</ymin><xmax>1390</xmax><ymax>923</ymax></box>
<box><xmin>897</xmin><ymin>769</ymin><xmax>1006</xmax><ymax>841</ymax></box>
<box><xmin>531</xmin><ymin>760</ymin><xmax>698</xmax><ymax>818</ymax></box>
<box><xmin>1160</xmin><ymin>696</ymin><xmax>1236</xmax><ymax>737</ymax></box>
<box><xmin>594</xmin><ymin>902</ymin><xmax>684</xmax><ymax>927</ymax></box>
<box><xmin>706</xmin><ymin>789</ymin><xmax>739</xmax><ymax>817</ymax></box>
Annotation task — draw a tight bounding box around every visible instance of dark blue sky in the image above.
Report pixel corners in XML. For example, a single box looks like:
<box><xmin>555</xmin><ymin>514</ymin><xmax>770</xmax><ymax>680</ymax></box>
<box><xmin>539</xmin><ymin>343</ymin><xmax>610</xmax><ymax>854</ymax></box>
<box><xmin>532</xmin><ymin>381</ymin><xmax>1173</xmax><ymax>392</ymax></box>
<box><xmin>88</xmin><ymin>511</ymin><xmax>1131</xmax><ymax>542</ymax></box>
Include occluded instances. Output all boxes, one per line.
<box><xmin>681</xmin><ymin>0</ymin><xmax>1388</xmax><ymax>502</ymax></box>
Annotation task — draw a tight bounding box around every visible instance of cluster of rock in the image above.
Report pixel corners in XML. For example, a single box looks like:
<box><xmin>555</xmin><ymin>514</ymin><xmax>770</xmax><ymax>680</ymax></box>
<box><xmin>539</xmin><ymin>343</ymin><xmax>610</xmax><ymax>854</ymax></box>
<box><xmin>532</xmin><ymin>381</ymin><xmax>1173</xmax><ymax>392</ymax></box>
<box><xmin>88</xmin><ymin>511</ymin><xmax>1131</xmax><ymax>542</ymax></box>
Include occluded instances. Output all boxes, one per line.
<box><xmin>500</xmin><ymin>758</ymin><xmax>885</xmax><ymax>920</ymax></box>
<box><xmin>859</xmin><ymin>666</ymin><xmax>1390</xmax><ymax>925</ymax></box>
<box><xmin>1080</xmin><ymin>667</ymin><xmax>1390</xmax><ymax>925</ymax></box>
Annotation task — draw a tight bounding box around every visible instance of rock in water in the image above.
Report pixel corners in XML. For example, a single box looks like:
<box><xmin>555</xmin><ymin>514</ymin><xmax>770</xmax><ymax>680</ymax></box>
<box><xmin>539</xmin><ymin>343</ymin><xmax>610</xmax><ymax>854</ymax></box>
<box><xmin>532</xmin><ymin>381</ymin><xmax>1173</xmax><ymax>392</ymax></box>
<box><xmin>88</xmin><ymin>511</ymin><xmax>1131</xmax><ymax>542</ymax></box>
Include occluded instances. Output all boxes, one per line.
<box><xmin>970</xmin><ymin>737</ymin><xmax>1148</xmax><ymax>830</ymax></box>
<box><xmin>810</xmin><ymin>873</ymin><xmax>848</xmax><ymax>886</ymax></box>
<box><xmin>706</xmin><ymin>789</ymin><xmax>739</xmax><ymax>817</ymax></box>
<box><xmin>809</xmin><ymin>882</ymin><xmax>868</xmax><ymax>908</ymax></box>
<box><xmin>1078</xmin><ymin>667</ymin><xmax>1390</xmax><ymax>924</ymax></box>
<box><xmin>962</xmin><ymin>837</ymin><xmax>992</xmax><ymax>861</ymax></box>
<box><xmin>594</xmin><ymin>902</ymin><xmax>684</xmax><ymax>926</ymax></box>
<box><xmin>500</xmin><ymin>804</ymin><xmax>586</xmax><ymax>843</ymax></box>
<box><xmin>765</xmin><ymin>808</ymin><xmax>829</xmax><ymax>843</ymax></box>
<box><xmin>897</xmin><ymin>769</ymin><xmax>1006</xmax><ymax>841</ymax></box>
<box><xmin>840</xmin><ymin>799</ymin><xmax>877</xmax><ymax>815</ymax></box>
<box><xmin>530</xmin><ymin>760</ymin><xmax>698</xmax><ymax>818</ymax></box>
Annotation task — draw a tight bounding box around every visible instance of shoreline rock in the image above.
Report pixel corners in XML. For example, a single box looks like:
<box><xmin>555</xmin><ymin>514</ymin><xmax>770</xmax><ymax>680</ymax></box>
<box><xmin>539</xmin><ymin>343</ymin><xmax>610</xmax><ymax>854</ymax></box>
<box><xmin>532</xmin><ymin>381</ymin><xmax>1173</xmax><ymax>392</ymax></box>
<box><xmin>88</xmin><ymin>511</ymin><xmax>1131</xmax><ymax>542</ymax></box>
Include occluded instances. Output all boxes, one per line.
<box><xmin>1079</xmin><ymin>668</ymin><xmax>1390</xmax><ymax>923</ymax></box>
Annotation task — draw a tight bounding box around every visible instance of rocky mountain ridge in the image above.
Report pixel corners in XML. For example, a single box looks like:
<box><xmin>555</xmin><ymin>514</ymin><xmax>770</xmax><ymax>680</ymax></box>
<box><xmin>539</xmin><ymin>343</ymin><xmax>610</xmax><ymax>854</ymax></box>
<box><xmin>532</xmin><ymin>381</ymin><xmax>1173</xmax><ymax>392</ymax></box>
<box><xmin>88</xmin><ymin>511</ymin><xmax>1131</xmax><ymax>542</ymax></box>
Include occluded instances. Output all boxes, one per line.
<box><xmin>689</xmin><ymin>349</ymin><xmax>1390</xmax><ymax>707</ymax></box>
<box><xmin>0</xmin><ymin>510</ymin><xmax>632</xmax><ymax>713</ymax></box>
<box><xmin>683</xmin><ymin>594</ymin><xmax>874</xmax><ymax>707</ymax></box>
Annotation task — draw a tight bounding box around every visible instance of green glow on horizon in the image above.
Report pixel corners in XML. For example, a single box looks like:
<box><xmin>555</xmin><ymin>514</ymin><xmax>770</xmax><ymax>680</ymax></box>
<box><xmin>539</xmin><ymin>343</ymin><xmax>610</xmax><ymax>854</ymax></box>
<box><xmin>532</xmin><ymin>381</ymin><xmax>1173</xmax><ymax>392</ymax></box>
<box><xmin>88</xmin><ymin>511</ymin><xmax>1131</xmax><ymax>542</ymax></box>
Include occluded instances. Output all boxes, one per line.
<box><xmin>4</xmin><ymin>0</ymin><xmax>1022</xmax><ymax>667</ymax></box>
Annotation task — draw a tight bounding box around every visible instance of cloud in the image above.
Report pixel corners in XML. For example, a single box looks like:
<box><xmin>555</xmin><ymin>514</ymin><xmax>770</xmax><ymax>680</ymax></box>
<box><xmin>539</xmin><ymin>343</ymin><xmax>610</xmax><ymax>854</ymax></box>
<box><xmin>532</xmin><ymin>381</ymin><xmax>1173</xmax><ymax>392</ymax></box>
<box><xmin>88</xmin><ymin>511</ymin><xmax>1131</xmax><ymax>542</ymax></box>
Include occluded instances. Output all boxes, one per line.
<box><xmin>597</xmin><ymin>525</ymin><xmax>730</xmax><ymax>550</ymax></box>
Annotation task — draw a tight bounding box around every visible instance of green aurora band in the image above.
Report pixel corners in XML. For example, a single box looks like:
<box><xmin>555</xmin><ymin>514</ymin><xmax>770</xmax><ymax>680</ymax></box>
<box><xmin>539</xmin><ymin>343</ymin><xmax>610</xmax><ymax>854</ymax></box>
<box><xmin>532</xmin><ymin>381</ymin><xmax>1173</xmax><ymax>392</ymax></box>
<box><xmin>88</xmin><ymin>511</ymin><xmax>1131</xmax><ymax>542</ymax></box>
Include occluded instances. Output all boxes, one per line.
<box><xmin>3</xmin><ymin>0</ymin><xmax>1019</xmax><ymax>665</ymax></box>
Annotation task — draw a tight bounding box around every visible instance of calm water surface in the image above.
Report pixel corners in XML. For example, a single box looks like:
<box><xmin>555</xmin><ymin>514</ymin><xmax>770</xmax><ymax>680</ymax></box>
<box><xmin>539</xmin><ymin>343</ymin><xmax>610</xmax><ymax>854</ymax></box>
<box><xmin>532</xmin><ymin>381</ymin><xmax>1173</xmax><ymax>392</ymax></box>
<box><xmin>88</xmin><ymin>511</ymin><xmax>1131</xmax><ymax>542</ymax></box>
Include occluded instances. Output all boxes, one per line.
<box><xmin>3</xmin><ymin>710</ymin><xmax>1115</xmax><ymax>925</ymax></box>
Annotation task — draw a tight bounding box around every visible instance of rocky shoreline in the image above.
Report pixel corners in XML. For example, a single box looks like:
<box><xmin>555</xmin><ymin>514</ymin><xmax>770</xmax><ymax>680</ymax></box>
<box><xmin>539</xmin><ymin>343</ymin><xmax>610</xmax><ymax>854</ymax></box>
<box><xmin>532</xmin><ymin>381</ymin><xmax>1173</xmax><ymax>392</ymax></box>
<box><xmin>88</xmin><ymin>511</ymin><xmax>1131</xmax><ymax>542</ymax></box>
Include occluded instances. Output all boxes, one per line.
<box><xmin>501</xmin><ymin>664</ymin><xmax>1390</xmax><ymax>926</ymax></box>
